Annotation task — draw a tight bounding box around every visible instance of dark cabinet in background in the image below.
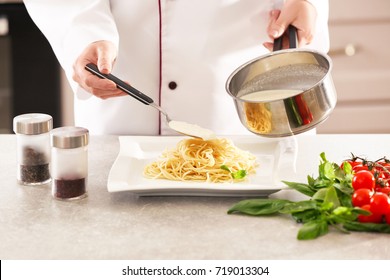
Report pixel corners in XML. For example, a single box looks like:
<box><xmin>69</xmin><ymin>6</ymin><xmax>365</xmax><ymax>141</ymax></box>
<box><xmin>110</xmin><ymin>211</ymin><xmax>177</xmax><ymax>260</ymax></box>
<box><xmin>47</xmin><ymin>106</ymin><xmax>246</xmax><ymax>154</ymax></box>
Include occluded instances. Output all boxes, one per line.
<box><xmin>0</xmin><ymin>3</ymin><xmax>61</xmax><ymax>133</ymax></box>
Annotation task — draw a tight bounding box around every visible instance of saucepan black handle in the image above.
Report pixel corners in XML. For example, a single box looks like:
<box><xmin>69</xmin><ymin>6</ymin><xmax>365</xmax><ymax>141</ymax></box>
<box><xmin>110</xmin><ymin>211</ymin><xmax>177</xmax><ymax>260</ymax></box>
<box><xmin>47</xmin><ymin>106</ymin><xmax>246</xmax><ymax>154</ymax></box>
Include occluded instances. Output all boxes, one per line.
<box><xmin>273</xmin><ymin>25</ymin><xmax>298</xmax><ymax>51</ymax></box>
<box><xmin>85</xmin><ymin>63</ymin><xmax>154</xmax><ymax>105</ymax></box>
<box><xmin>272</xmin><ymin>26</ymin><xmax>313</xmax><ymax>127</ymax></box>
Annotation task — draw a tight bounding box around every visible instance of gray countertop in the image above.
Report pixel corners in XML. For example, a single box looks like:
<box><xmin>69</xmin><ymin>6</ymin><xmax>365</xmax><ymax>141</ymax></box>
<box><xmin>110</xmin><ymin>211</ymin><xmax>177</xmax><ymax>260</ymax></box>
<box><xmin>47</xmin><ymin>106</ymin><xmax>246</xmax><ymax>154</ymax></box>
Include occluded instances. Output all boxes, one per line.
<box><xmin>1</xmin><ymin>134</ymin><xmax>390</xmax><ymax>260</ymax></box>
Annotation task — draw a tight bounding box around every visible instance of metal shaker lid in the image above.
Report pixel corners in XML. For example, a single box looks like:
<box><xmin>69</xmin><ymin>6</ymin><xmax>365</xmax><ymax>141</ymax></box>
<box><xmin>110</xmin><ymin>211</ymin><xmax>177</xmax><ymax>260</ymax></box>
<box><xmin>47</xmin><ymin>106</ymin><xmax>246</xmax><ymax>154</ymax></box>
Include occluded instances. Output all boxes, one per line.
<box><xmin>13</xmin><ymin>113</ymin><xmax>53</xmax><ymax>135</ymax></box>
<box><xmin>51</xmin><ymin>126</ymin><xmax>89</xmax><ymax>149</ymax></box>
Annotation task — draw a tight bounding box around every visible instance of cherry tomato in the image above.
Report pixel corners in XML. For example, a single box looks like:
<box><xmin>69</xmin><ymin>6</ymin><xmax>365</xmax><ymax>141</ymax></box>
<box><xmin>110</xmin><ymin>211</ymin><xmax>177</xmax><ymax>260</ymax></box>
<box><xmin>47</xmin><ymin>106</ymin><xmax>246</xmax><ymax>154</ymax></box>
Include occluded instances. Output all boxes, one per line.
<box><xmin>374</xmin><ymin>172</ymin><xmax>389</xmax><ymax>189</ymax></box>
<box><xmin>375</xmin><ymin>186</ymin><xmax>390</xmax><ymax>195</ymax></box>
<box><xmin>352</xmin><ymin>170</ymin><xmax>375</xmax><ymax>191</ymax></box>
<box><xmin>352</xmin><ymin>189</ymin><xmax>373</xmax><ymax>207</ymax></box>
<box><xmin>370</xmin><ymin>192</ymin><xmax>390</xmax><ymax>216</ymax></box>
<box><xmin>375</xmin><ymin>162</ymin><xmax>390</xmax><ymax>179</ymax></box>
<box><xmin>358</xmin><ymin>204</ymin><xmax>383</xmax><ymax>223</ymax></box>
<box><xmin>353</xmin><ymin>164</ymin><xmax>368</xmax><ymax>173</ymax></box>
<box><xmin>376</xmin><ymin>161</ymin><xmax>390</xmax><ymax>167</ymax></box>
<box><xmin>383</xmin><ymin>169</ymin><xmax>390</xmax><ymax>179</ymax></box>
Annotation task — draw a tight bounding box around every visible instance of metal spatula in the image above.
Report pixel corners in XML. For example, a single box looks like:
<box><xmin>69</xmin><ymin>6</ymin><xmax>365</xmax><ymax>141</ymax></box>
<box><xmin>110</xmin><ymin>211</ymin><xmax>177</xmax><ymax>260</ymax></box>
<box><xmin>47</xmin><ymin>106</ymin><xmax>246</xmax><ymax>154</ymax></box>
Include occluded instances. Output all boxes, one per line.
<box><xmin>85</xmin><ymin>63</ymin><xmax>216</xmax><ymax>140</ymax></box>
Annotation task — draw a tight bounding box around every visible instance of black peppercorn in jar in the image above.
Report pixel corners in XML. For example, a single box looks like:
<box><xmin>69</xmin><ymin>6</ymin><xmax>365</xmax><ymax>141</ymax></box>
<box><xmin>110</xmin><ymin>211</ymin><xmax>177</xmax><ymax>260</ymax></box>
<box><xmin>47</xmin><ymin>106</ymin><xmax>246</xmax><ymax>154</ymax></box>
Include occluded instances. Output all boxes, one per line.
<box><xmin>13</xmin><ymin>113</ymin><xmax>53</xmax><ymax>185</ymax></box>
<box><xmin>51</xmin><ymin>127</ymin><xmax>89</xmax><ymax>200</ymax></box>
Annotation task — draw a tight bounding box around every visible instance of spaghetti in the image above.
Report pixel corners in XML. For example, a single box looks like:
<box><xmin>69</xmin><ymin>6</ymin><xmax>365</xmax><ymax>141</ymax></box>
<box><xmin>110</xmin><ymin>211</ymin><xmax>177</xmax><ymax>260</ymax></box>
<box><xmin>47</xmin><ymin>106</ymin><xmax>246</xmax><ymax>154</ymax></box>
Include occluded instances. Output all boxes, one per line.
<box><xmin>143</xmin><ymin>138</ymin><xmax>258</xmax><ymax>183</ymax></box>
<box><xmin>244</xmin><ymin>102</ymin><xmax>272</xmax><ymax>134</ymax></box>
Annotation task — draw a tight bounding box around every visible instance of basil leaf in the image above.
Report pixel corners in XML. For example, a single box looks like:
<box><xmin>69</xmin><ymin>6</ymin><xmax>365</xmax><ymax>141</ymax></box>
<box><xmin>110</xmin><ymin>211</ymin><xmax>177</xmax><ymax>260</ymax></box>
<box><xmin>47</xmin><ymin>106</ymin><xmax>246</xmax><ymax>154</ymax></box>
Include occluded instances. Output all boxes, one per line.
<box><xmin>338</xmin><ymin>192</ymin><xmax>353</xmax><ymax>208</ymax></box>
<box><xmin>232</xmin><ymin>169</ymin><xmax>247</xmax><ymax>179</ymax></box>
<box><xmin>334</xmin><ymin>163</ymin><xmax>346</xmax><ymax>180</ymax></box>
<box><xmin>331</xmin><ymin>207</ymin><xmax>359</xmax><ymax>225</ymax></box>
<box><xmin>324</xmin><ymin>186</ymin><xmax>340</xmax><ymax>209</ymax></box>
<box><xmin>279</xmin><ymin>200</ymin><xmax>318</xmax><ymax>214</ymax></box>
<box><xmin>312</xmin><ymin>178</ymin><xmax>332</xmax><ymax>189</ymax></box>
<box><xmin>351</xmin><ymin>207</ymin><xmax>371</xmax><ymax>215</ymax></box>
<box><xmin>282</xmin><ymin>181</ymin><xmax>316</xmax><ymax>197</ymax></box>
<box><xmin>320</xmin><ymin>201</ymin><xmax>334</xmax><ymax>212</ymax></box>
<box><xmin>332</xmin><ymin>206</ymin><xmax>349</xmax><ymax>215</ymax></box>
<box><xmin>297</xmin><ymin>220</ymin><xmax>329</xmax><ymax>240</ymax></box>
<box><xmin>291</xmin><ymin>209</ymin><xmax>321</xmax><ymax>223</ymax></box>
<box><xmin>227</xmin><ymin>199</ymin><xmax>291</xmax><ymax>216</ymax></box>
<box><xmin>343</xmin><ymin>221</ymin><xmax>390</xmax><ymax>233</ymax></box>
<box><xmin>334</xmin><ymin>180</ymin><xmax>354</xmax><ymax>196</ymax></box>
<box><xmin>221</xmin><ymin>165</ymin><xmax>247</xmax><ymax>180</ymax></box>
<box><xmin>319</xmin><ymin>152</ymin><xmax>327</xmax><ymax>162</ymax></box>
<box><xmin>220</xmin><ymin>165</ymin><xmax>231</xmax><ymax>172</ymax></box>
<box><xmin>342</xmin><ymin>161</ymin><xmax>353</xmax><ymax>175</ymax></box>
<box><xmin>307</xmin><ymin>175</ymin><xmax>315</xmax><ymax>187</ymax></box>
<box><xmin>322</xmin><ymin>161</ymin><xmax>335</xmax><ymax>180</ymax></box>
<box><xmin>312</xmin><ymin>188</ymin><xmax>328</xmax><ymax>201</ymax></box>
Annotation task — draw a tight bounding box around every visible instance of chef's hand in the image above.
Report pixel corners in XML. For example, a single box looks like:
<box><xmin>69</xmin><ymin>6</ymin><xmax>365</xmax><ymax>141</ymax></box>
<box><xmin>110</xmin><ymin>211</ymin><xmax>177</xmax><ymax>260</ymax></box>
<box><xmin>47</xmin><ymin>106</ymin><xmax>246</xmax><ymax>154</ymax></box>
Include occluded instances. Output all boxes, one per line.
<box><xmin>263</xmin><ymin>0</ymin><xmax>317</xmax><ymax>51</ymax></box>
<box><xmin>72</xmin><ymin>40</ymin><xmax>127</xmax><ymax>99</ymax></box>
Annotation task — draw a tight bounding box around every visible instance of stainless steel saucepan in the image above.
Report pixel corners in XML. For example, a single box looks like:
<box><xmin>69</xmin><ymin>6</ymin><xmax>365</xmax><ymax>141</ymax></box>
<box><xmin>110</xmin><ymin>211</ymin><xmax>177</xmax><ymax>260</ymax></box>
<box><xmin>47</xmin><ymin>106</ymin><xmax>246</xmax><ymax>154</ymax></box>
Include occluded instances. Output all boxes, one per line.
<box><xmin>226</xmin><ymin>26</ymin><xmax>337</xmax><ymax>137</ymax></box>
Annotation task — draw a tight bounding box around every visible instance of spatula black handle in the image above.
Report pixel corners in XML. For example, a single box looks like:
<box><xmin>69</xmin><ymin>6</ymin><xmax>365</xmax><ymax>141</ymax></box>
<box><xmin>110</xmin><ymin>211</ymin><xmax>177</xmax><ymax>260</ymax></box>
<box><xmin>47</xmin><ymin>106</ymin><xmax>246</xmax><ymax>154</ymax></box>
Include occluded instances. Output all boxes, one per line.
<box><xmin>85</xmin><ymin>63</ymin><xmax>154</xmax><ymax>105</ymax></box>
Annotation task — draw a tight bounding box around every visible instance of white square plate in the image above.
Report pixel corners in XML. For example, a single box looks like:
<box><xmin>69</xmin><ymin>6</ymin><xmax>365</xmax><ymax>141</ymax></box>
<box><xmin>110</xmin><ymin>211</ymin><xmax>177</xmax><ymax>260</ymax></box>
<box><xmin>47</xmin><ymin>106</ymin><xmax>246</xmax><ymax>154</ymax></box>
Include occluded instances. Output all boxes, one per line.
<box><xmin>107</xmin><ymin>136</ymin><xmax>297</xmax><ymax>196</ymax></box>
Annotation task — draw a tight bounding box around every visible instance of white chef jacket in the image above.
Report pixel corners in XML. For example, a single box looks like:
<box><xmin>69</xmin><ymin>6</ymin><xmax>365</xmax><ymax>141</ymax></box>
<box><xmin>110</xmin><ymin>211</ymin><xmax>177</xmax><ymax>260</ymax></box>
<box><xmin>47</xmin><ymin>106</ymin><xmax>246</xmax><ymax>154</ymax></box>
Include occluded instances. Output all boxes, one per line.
<box><xmin>23</xmin><ymin>0</ymin><xmax>329</xmax><ymax>135</ymax></box>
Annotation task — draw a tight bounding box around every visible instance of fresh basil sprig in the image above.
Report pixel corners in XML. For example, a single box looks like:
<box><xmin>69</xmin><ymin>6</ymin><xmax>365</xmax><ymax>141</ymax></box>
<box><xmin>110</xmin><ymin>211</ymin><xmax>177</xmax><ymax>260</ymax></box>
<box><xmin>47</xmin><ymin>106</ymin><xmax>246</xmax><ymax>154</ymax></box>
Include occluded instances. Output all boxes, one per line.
<box><xmin>227</xmin><ymin>152</ymin><xmax>390</xmax><ymax>240</ymax></box>
<box><xmin>343</xmin><ymin>221</ymin><xmax>390</xmax><ymax>233</ymax></box>
<box><xmin>221</xmin><ymin>165</ymin><xmax>247</xmax><ymax>180</ymax></box>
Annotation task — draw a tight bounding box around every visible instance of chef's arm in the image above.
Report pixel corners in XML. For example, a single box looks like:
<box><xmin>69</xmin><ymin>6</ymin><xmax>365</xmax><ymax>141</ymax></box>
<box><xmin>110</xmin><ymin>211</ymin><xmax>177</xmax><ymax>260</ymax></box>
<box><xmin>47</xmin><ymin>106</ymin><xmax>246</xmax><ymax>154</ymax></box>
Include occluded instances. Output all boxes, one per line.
<box><xmin>23</xmin><ymin>0</ymin><xmax>120</xmax><ymax>94</ymax></box>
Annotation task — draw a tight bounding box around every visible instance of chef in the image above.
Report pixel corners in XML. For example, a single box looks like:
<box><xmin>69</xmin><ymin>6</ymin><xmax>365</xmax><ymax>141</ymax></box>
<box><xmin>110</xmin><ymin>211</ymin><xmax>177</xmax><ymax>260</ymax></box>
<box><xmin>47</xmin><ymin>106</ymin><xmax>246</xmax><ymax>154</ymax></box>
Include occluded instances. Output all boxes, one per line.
<box><xmin>23</xmin><ymin>0</ymin><xmax>329</xmax><ymax>135</ymax></box>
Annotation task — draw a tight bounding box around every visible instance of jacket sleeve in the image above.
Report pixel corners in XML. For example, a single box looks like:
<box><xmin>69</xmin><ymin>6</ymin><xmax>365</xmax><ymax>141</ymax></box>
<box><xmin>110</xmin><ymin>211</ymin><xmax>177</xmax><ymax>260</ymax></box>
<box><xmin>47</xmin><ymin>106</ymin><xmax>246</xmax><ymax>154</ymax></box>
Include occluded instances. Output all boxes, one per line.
<box><xmin>305</xmin><ymin>0</ymin><xmax>330</xmax><ymax>53</ymax></box>
<box><xmin>23</xmin><ymin>0</ymin><xmax>119</xmax><ymax>81</ymax></box>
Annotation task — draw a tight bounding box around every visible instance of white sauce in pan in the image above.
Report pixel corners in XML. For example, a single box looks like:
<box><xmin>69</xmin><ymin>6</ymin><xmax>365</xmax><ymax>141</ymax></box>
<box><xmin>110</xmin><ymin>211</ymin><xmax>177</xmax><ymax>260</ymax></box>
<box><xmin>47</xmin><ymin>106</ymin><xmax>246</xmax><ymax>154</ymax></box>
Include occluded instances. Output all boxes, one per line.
<box><xmin>240</xmin><ymin>89</ymin><xmax>301</xmax><ymax>102</ymax></box>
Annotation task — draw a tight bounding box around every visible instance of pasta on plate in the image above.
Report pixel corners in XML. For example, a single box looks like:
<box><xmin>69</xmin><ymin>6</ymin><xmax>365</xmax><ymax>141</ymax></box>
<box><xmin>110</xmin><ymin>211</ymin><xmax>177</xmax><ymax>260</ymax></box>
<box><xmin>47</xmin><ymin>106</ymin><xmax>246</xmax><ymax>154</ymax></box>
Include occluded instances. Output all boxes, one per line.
<box><xmin>143</xmin><ymin>137</ymin><xmax>258</xmax><ymax>183</ymax></box>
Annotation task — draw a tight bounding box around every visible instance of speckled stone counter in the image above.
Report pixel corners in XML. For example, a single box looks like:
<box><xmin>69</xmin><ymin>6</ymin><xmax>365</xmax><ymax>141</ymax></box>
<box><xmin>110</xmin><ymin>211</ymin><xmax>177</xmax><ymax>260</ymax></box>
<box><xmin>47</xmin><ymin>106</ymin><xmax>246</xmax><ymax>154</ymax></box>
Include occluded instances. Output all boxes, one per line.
<box><xmin>1</xmin><ymin>134</ymin><xmax>390</xmax><ymax>260</ymax></box>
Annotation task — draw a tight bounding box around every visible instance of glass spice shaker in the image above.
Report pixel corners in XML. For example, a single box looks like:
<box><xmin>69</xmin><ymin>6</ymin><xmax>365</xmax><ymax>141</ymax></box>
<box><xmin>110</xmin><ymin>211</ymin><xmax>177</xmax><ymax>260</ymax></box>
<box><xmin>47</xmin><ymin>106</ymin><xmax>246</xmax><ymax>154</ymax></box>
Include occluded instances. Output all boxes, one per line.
<box><xmin>51</xmin><ymin>127</ymin><xmax>89</xmax><ymax>200</ymax></box>
<box><xmin>13</xmin><ymin>113</ymin><xmax>53</xmax><ymax>185</ymax></box>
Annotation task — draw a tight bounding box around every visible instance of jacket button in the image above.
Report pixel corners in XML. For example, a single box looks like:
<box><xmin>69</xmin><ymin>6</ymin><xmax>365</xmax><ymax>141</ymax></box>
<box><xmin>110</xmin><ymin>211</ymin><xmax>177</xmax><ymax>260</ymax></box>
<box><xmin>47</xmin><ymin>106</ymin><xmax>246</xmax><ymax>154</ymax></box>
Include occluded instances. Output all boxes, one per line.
<box><xmin>168</xmin><ymin>81</ymin><xmax>177</xmax><ymax>90</ymax></box>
